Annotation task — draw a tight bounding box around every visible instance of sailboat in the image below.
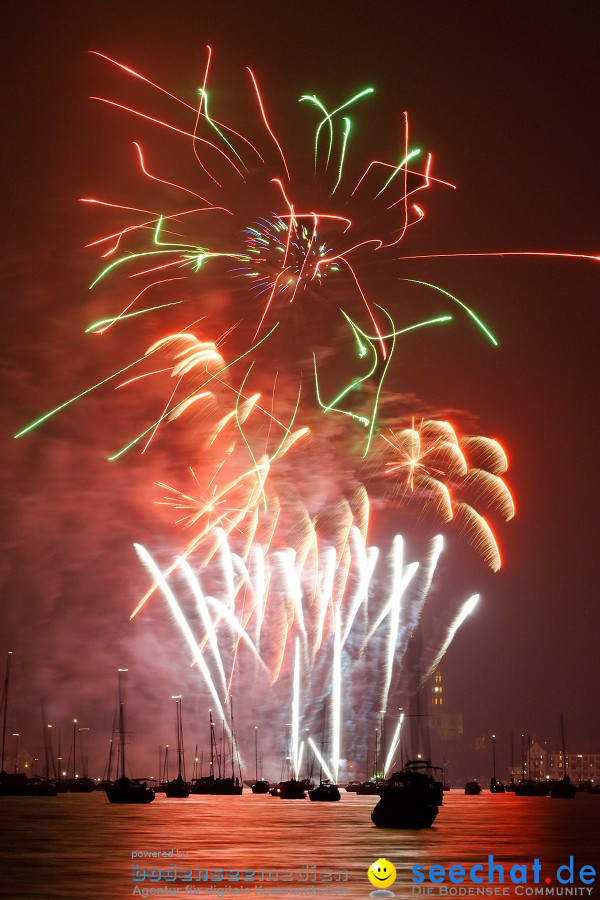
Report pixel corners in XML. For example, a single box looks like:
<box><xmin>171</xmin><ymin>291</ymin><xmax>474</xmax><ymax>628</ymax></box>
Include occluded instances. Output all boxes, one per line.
<box><xmin>550</xmin><ymin>715</ymin><xmax>576</xmax><ymax>799</ymax></box>
<box><xmin>504</xmin><ymin>732</ymin><xmax>517</xmax><ymax>791</ymax></box>
<box><xmin>356</xmin><ymin>730</ymin><xmax>385</xmax><ymax>794</ymax></box>
<box><xmin>191</xmin><ymin>709</ymin><xmax>242</xmax><ymax>795</ymax></box>
<box><xmin>489</xmin><ymin>734</ymin><xmax>506</xmax><ymax>793</ymax></box>
<box><xmin>515</xmin><ymin>735</ymin><xmax>551</xmax><ymax>796</ymax></box>
<box><xmin>0</xmin><ymin>653</ymin><xmax>57</xmax><ymax>796</ymax></box>
<box><xmin>66</xmin><ymin>719</ymin><xmax>94</xmax><ymax>792</ymax></box>
<box><xmin>307</xmin><ymin>723</ymin><xmax>340</xmax><ymax>801</ymax></box>
<box><xmin>251</xmin><ymin>726</ymin><xmax>270</xmax><ymax>794</ymax></box>
<box><xmin>104</xmin><ymin>669</ymin><xmax>155</xmax><ymax>804</ymax></box>
<box><xmin>164</xmin><ymin>696</ymin><xmax>190</xmax><ymax>798</ymax></box>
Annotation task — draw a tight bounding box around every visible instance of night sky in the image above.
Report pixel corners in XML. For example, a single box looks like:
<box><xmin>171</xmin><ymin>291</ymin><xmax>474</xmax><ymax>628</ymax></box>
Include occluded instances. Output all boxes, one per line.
<box><xmin>2</xmin><ymin>1</ymin><xmax>599</xmax><ymax>782</ymax></box>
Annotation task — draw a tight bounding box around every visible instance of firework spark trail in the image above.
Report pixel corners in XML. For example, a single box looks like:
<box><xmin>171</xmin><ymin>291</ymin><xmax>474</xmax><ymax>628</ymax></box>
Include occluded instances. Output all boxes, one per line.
<box><xmin>308</xmin><ymin>737</ymin><xmax>334</xmax><ymax>783</ymax></box>
<box><xmin>132</xmin><ymin>515</ymin><xmax>484</xmax><ymax>772</ymax></box>
<box><xmin>19</xmin><ymin>50</ymin><xmax>595</xmax><ymax>460</ymax></box>
<box><xmin>179</xmin><ymin>558</ymin><xmax>227</xmax><ymax>696</ymax></box>
<box><xmin>27</xmin><ymin>49</ymin><xmax>505</xmax><ymax>453</ymax></box>
<box><xmin>383</xmin><ymin>712</ymin><xmax>404</xmax><ymax>777</ymax></box>
<box><xmin>380</xmin><ymin>536</ymin><xmax>417</xmax><ymax>714</ymax></box>
<box><xmin>423</xmin><ymin>594</ymin><xmax>480</xmax><ymax>684</ymax></box>
<box><xmin>340</xmin><ymin>527</ymin><xmax>379</xmax><ymax>646</ymax></box>
<box><xmin>134</xmin><ymin>542</ymin><xmax>231</xmax><ymax>736</ymax></box>
<box><xmin>18</xmin><ymin>50</ymin><xmax>578</xmax><ymax>776</ymax></box>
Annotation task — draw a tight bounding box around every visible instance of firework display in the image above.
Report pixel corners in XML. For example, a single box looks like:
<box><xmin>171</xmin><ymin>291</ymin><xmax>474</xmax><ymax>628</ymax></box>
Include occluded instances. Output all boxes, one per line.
<box><xmin>17</xmin><ymin>47</ymin><xmax>525</xmax><ymax>776</ymax></box>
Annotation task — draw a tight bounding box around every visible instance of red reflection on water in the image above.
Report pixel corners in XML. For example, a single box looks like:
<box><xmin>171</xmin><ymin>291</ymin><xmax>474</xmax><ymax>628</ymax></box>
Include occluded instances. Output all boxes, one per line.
<box><xmin>0</xmin><ymin>791</ymin><xmax>599</xmax><ymax>899</ymax></box>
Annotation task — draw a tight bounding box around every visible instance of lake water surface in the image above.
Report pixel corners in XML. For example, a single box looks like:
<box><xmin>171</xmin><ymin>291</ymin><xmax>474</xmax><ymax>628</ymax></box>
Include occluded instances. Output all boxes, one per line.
<box><xmin>1</xmin><ymin>790</ymin><xmax>599</xmax><ymax>899</ymax></box>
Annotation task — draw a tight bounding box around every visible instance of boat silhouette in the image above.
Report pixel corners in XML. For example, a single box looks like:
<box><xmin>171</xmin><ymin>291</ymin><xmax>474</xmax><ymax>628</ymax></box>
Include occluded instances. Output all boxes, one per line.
<box><xmin>465</xmin><ymin>780</ymin><xmax>482</xmax><ymax>795</ymax></box>
<box><xmin>489</xmin><ymin>735</ymin><xmax>506</xmax><ymax>792</ymax></box>
<box><xmin>251</xmin><ymin>726</ymin><xmax>270</xmax><ymax>793</ymax></box>
<box><xmin>550</xmin><ymin>715</ymin><xmax>576</xmax><ymax>799</ymax></box>
<box><xmin>0</xmin><ymin>653</ymin><xmax>57</xmax><ymax>796</ymax></box>
<box><xmin>371</xmin><ymin>760</ymin><xmax>441</xmax><ymax>828</ymax></box>
<box><xmin>164</xmin><ymin>696</ymin><xmax>190</xmax><ymax>798</ymax></box>
<box><xmin>308</xmin><ymin>779</ymin><xmax>340</xmax><ymax>802</ymax></box>
<box><xmin>104</xmin><ymin>670</ymin><xmax>155</xmax><ymax>805</ymax></box>
<box><xmin>273</xmin><ymin>777</ymin><xmax>306</xmax><ymax>799</ymax></box>
<box><xmin>190</xmin><ymin>709</ymin><xmax>242</xmax><ymax>795</ymax></box>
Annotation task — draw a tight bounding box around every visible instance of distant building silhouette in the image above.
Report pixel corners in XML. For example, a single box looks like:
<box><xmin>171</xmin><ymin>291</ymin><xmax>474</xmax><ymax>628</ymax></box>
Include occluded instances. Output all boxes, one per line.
<box><xmin>509</xmin><ymin>740</ymin><xmax>600</xmax><ymax>785</ymax></box>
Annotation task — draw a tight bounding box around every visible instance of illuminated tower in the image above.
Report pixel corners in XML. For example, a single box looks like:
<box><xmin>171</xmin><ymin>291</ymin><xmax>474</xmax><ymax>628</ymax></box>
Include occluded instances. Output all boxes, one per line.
<box><xmin>429</xmin><ymin>670</ymin><xmax>463</xmax><ymax>742</ymax></box>
<box><xmin>430</xmin><ymin>670</ymin><xmax>444</xmax><ymax>708</ymax></box>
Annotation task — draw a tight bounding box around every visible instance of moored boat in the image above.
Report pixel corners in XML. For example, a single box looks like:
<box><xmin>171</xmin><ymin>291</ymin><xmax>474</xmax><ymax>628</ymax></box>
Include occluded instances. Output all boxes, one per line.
<box><xmin>489</xmin><ymin>735</ymin><xmax>505</xmax><ymax>792</ymax></box>
<box><xmin>550</xmin><ymin>775</ymin><xmax>576</xmax><ymax>799</ymax></box>
<box><xmin>104</xmin><ymin>669</ymin><xmax>155</xmax><ymax>805</ymax></box>
<box><xmin>465</xmin><ymin>780</ymin><xmax>482</xmax><ymax>795</ymax></box>
<box><xmin>308</xmin><ymin>780</ymin><xmax>340</xmax><ymax>802</ymax></box>
<box><xmin>250</xmin><ymin>726</ymin><xmax>270</xmax><ymax>793</ymax></box>
<box><xmin>549</xmin><ymin>715</ymin><xmax>576</xmax><ymax>799</ymax></box>
<box><xmin>251</xmin><ymin>779</ymin><xmax>270</xmax><ymax>793</ymax></box>
<box><xmin>355</xmin><ymin>779</ymin><xmax>382</xmax><ymax>795</ymax></box>
<box><xmin>272</xmin><ymin>778</ymin><xmax>306</xmax><ymax>799</ymax></box>
<box><xmin>0</xmin><ymin>654</ymin><xmax>58</xmax><ymax>797</ymax></box>
<box><xmin>514</xmin><ymin>779</ymin><xmax>551</xmax><ymax>796</ymax></box>
<box><xmin>164</xmin><ymin>696</ymin><xmax>190</xmax><ymax>798</ymax></box>
<box><xmin>191</xmin><ymin>709</ymin><xmax>242</xmax><ymax>795</ymax></box>
<box><xmin>106</xmin><ymin>775</ymin><xmax>155</xmax><ymax>804</ymax></box>
<box><xmin>165</xmin><ymin>772</ymin><xmax>190</xmax><ymax>798</ymax></box>
<box><xmin>371</xmin><ymin>760</ymin><xmax>441</xmax><ymax>829</ymax></box>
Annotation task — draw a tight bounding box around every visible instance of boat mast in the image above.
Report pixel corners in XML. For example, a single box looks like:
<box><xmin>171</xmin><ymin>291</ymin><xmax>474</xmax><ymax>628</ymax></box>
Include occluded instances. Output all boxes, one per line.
<box><xmin>118</xmin><ymin>668</ymin><xmax>128</xmax><ymax>780</ymax></box>
<box><xmin>305</xmin><ymin>728</ymin><xmax>311</xmax><ymax>782</ymax></box>
<box><xmin>172</xmin><ymin>695</ymin><xmax>184</xmax><ymax>778</ymax></box>
<box><xmin>254</xmin><ymin>726</ymin><xmax>258</xmax><ymax>783</ymax></box>
<box><xmin>107</xmin><ymin>680</ymin><xmax>120</xmax><ymax>782</ymax></box>
<box><xmin>219</xmin><ymin>716</ymin><xmax>224</xmax><ymax>778</ymax></box>
<box><xmin>46</xmin><ymin>722</ymin><xmax>57</xmax><ymax>781</ymax></box>
<box><xmin>1</xmin><ymin>652</ymin><xmax>12</xmax><ymax>773</ymax></box>
<box><xmin>79</xmin><ymin>727</ymin><xmax>90</xmax><ymax>779</ymax></box>
<box><xmin>492</xmin><ymin>734</ymin><xmax>497</xmax><ymax>781</ymax></box>
<box><xmin>71</xmin><ymin>719</ymin><xmax>78</xmax><ymax>781</ymax></box>
<box><xmin>510</xmin><ymin>731</ymin><xmax>514</xmax><ymax>779</ymax></box>
<box><xmin>57</xmin><ymin>728</ymin><xmax>62</xmax><ymax>785</ymax></box>
<box><xmin>560</xmin><ymin>714</ymin><xmax>568</xmax><ymax>778</ymax></box>
<box><xmin>209</xmin><ymin>709</ymin><xmax>215</xmax><ymax>779</ymax></box>
<box><xmin>230</xmin><ymin>696</ymin><xmax>241</xmax><ymax>782</ymax></box>
<box><xmin>41</xmin><ymin>700</ymin><xmax>52</xmax><ymax>780</ymax></box>
<box><xmin>106</xmin><ymin>739</ymin><xmax>114</xmax><ymax>782</ymax></box>
<box><xmin>179</xmin><ymin>701</ymin><xmax>185</xmax><ymax>779</ymax></box>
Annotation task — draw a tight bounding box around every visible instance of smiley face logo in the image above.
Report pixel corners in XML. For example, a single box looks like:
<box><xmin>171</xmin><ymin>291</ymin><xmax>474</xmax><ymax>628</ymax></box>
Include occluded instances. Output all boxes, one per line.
<box><xmin>367</xmin><ymin>858</ymin><xmax>397</xmax><ymax>889</ymax></box>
